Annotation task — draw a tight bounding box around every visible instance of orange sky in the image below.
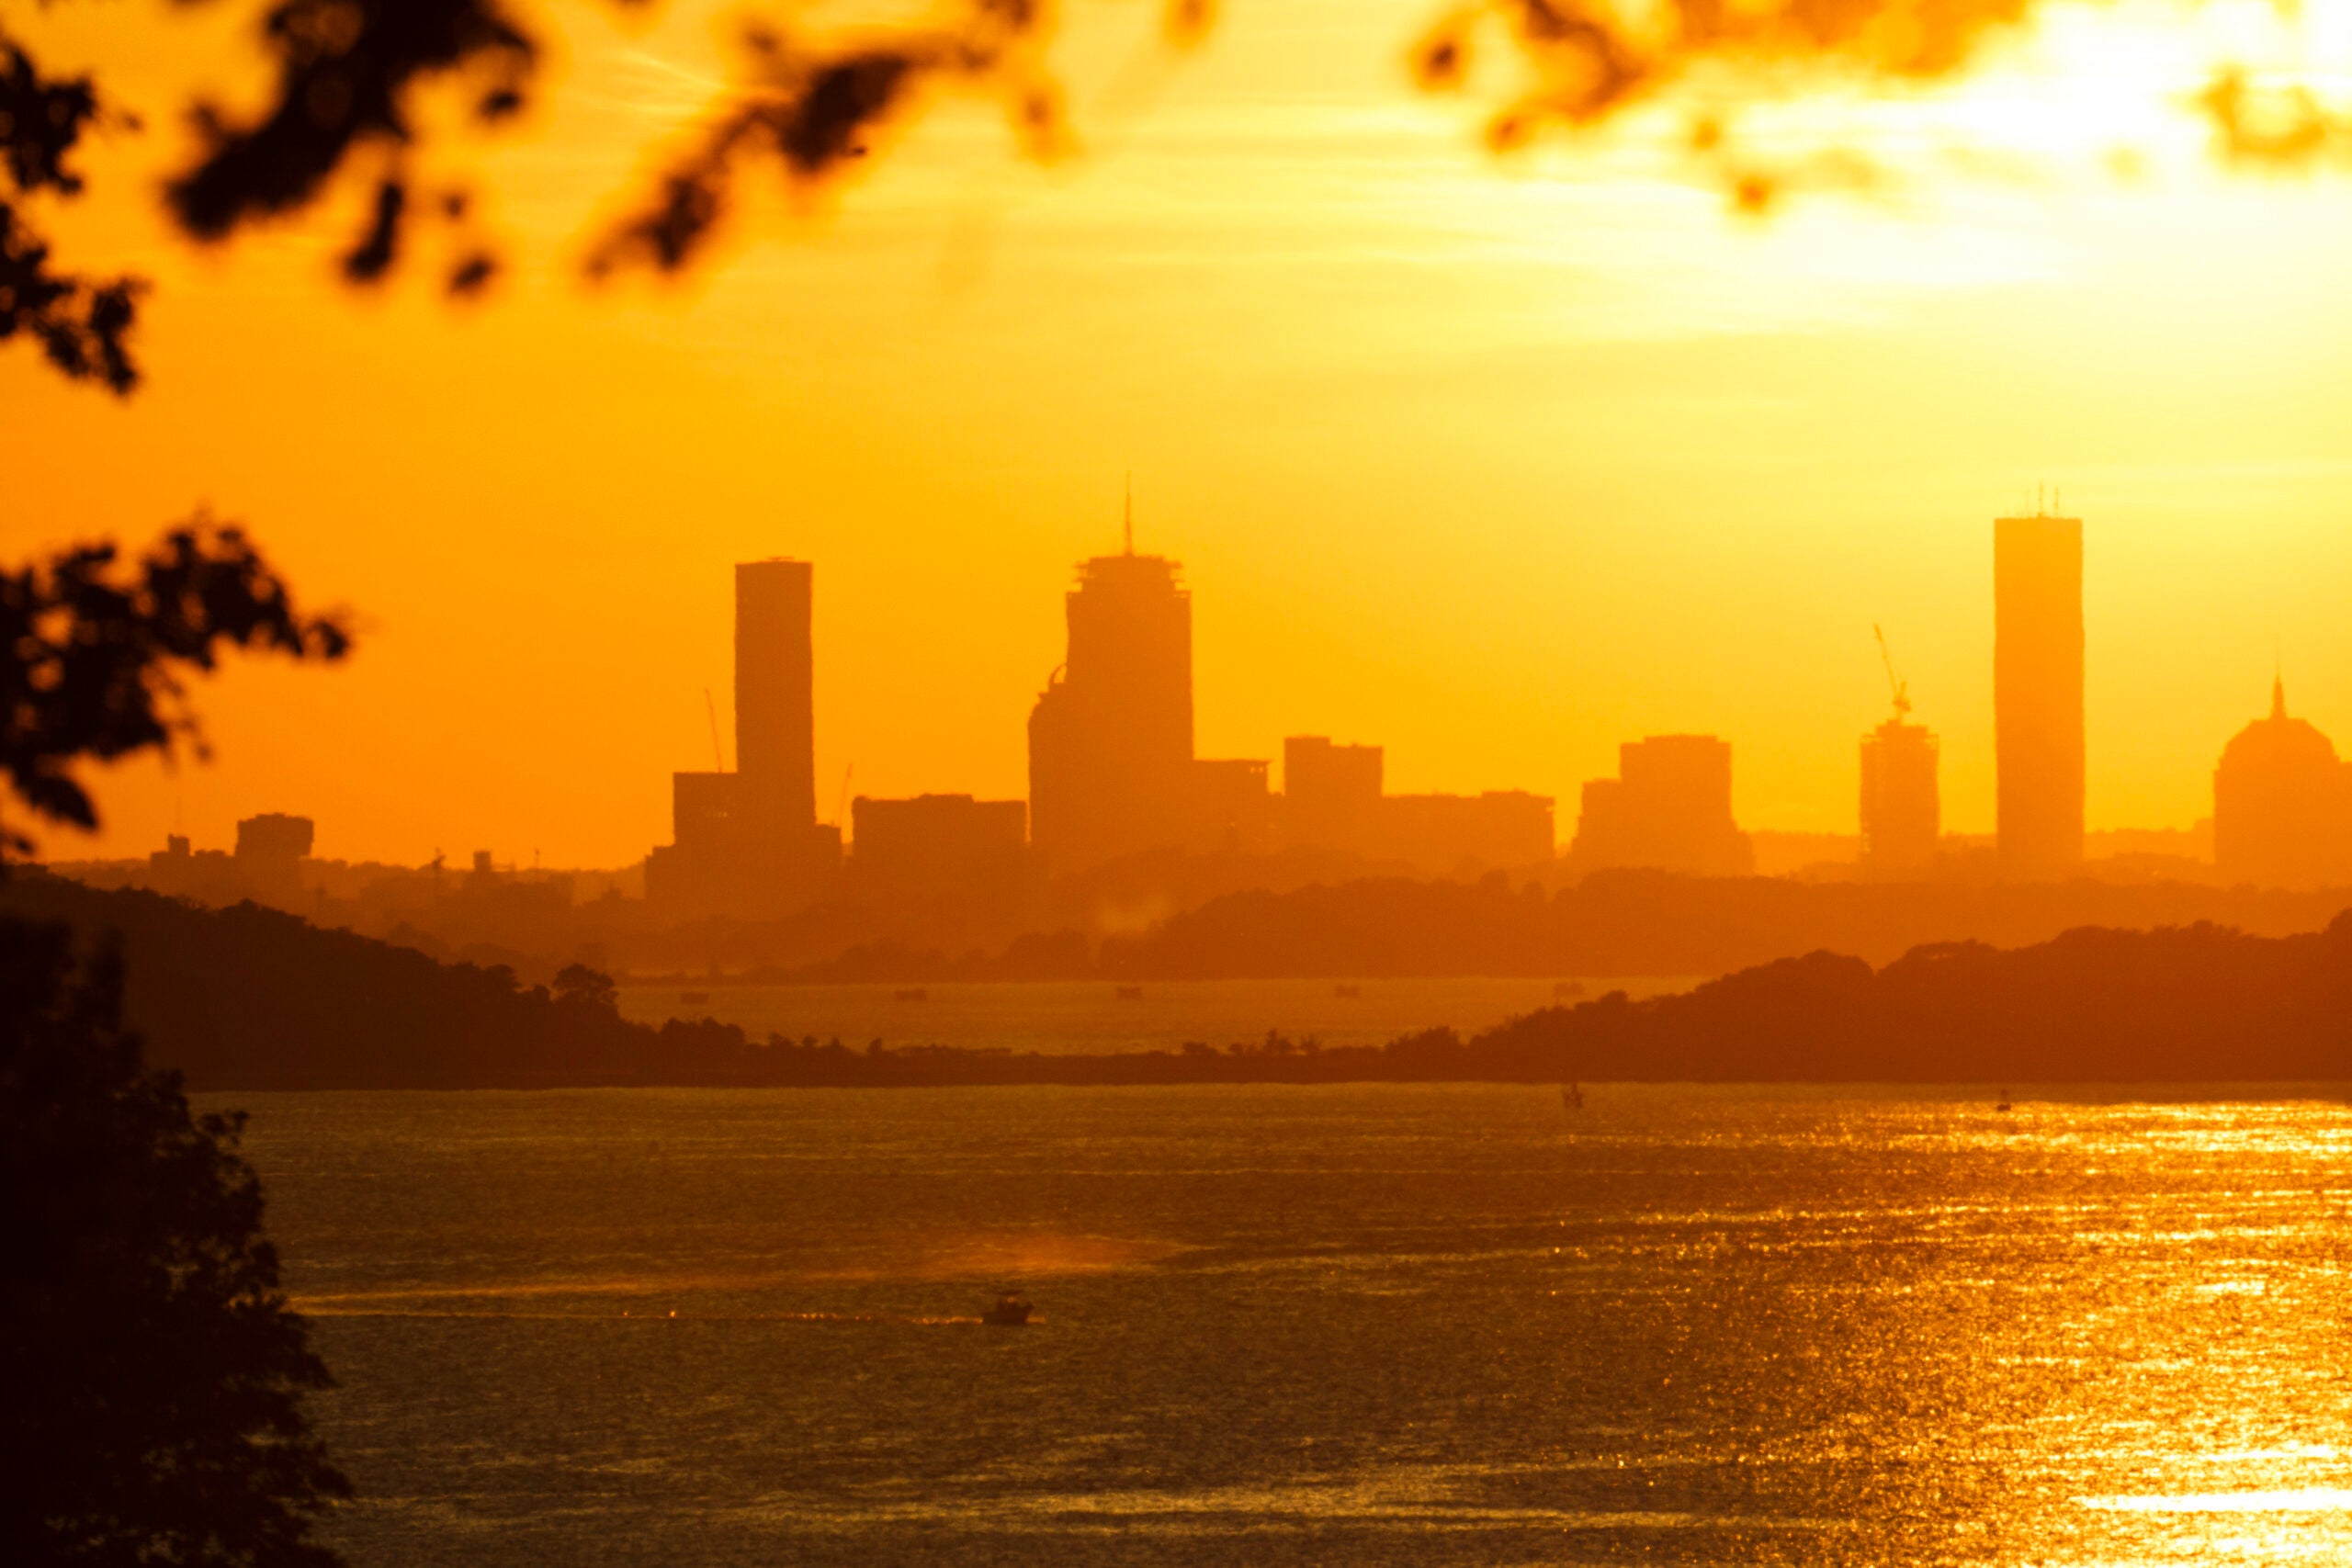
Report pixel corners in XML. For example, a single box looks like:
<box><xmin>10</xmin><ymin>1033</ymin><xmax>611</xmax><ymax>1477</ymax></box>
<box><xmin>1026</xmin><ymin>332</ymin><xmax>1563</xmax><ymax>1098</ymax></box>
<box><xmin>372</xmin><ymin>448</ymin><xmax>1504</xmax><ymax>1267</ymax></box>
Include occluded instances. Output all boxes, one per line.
<box><xmin>9</xmin><ymin>0</ymin><xmax>2352</xmax><ymax>867</ymax></box>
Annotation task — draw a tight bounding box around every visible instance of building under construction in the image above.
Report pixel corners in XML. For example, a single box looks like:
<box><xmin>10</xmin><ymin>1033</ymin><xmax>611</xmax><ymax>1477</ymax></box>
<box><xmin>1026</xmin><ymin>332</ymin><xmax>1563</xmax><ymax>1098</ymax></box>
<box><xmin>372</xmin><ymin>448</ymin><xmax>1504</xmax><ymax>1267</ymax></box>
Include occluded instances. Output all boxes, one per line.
<box><xmin>1859</xmin><ymin>626</ymin><xmax>1939</xmax><ymax>875</ymax></box>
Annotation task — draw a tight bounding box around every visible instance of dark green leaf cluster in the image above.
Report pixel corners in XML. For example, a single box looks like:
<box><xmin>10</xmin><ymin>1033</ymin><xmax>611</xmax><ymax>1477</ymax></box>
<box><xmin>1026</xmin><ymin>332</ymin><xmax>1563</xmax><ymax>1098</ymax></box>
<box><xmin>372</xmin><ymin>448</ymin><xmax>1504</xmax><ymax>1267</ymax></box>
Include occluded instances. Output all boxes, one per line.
<box><xmin>0</xmin><ymin>523</ymin><xmax>350</xmax><ymax>856</ymax></box>
<box><xmin>0</xmin><ymin>918</ymin><xmax>349</xmax><ymax>1566</ymax></box>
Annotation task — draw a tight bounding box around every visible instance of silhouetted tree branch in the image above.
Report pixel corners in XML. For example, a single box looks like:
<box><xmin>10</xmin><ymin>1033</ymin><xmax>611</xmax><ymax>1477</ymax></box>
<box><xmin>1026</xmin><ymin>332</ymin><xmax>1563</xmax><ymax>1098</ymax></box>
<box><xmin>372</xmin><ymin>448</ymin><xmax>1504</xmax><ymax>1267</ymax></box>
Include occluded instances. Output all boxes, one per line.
<box><xmin>0</xmin><ymin>521</ymin><xmax>351</xmax><ymax>860</ymax></box>
<box><xmin>8</xmin><ymin>0</ymin><xmax>2339</xmax><ymax>389</ymax></box>
<box><xmin>164</xmin><ymin>0</ymin><xmax>536</xmax><ymax>291</ymax></box>
<box><xmin>0</xmin><ymin>919</ymin><xmax>349</xmax><ymax>1565</ymax></box>
<box><xmin>0</xmin><ymin>39</ymin><xmax>142</xmax><ymax>390</ymax></box>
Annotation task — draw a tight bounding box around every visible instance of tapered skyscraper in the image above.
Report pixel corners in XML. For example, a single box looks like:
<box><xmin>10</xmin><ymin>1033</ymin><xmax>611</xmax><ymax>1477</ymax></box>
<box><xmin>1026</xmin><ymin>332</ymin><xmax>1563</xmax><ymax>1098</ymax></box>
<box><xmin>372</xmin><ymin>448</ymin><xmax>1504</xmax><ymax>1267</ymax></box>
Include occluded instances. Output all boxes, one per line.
<box><xmin>1995</xmin><ymin>512</ymin><xmax>2084</xmax><ymax>877</ymax></box>
<box><xmin>1027</xmin><ymin>522</ymin><xmax>1195</xmax><ymax>874</ymax></box>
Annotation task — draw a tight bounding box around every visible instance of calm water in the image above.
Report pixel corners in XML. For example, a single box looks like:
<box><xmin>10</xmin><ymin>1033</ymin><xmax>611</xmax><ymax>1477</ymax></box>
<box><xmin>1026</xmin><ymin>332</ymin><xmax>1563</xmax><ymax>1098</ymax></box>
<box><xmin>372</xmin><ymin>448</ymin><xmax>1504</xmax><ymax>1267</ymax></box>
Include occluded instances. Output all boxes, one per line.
<box><xmin>223</xmin><ymin>1086</ymin><xmax>2352</xmax><ymax>1566</ymax></box>
<box><xmin>614</xmin><ymin>976</ymin><xmax>1695</xmax><ymax>1055</ymax></box>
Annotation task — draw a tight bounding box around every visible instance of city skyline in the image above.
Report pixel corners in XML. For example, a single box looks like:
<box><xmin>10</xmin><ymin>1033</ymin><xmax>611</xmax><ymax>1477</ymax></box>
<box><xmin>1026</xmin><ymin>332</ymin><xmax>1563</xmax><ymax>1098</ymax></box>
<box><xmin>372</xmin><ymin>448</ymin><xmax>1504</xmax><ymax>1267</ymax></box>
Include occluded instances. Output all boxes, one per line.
<box><xmin>46</xmin><ymin>496</ymin><xmax>2344</xmax><ymax>873</ymax></box>
<box><xmin>91</xmin><ymin>509</ymin><xmax>2337</xmax><ymax>905</ymax></box>
<box><xmin>17</xmin><ymin>6</ymin><xmax>2352</xmax><ymax>1564</ymax></box>
<box><xmin>14</xmin><ymin>2</ymin><xmax>2352</xmax><ymax>868</ymax></box>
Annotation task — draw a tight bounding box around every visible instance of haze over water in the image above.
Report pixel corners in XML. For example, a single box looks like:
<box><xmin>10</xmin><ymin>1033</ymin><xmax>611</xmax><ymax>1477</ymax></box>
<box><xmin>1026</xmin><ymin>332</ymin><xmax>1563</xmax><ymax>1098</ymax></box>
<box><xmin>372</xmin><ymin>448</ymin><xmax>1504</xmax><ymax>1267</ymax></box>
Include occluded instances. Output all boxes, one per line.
<box><xmin>232</xmin><ymin>1084</ymin><xmax>2352</xmax><ymax>1565</ymax></box>
<box><xmin>614</xmin><ymin>977</ymin><xmax>1696</xmax><ymax>1055</ymax></box>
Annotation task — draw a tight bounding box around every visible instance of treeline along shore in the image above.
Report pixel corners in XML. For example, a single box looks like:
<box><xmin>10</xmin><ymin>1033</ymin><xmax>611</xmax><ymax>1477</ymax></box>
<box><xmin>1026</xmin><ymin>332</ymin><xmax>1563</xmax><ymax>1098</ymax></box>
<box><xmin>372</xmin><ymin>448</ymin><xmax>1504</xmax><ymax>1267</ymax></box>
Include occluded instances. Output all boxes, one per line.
<box><xmin>7</xmin><ymin>874</ymin><xmax>2352</xmax><ymax>1089</ymax></box>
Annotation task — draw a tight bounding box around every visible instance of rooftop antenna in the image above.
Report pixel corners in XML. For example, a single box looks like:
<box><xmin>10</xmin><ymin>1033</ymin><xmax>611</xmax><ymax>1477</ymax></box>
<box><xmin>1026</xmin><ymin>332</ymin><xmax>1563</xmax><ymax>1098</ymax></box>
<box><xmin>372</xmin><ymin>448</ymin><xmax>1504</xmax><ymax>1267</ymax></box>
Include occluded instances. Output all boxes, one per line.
<box><xmin>703</xmin><ymin>688</ymin><xmax>725</xmax><ymax>772</ymax></box>
<box><xmin>1124</xmin><ymin>472</ymin><xmax>1134</xmax><ymax>556</ymax></box>
<box><xmin>1873</xmin><ymin>624</ymin><xmax>1912</xmax><ymax>721</ymax></box>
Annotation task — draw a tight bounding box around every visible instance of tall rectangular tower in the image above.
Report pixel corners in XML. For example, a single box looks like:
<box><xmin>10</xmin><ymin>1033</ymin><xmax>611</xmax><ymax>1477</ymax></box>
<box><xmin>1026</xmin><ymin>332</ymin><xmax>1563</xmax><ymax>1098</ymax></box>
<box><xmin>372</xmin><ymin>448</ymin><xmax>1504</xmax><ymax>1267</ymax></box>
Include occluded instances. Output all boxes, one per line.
<box><xmin>734</xmin><ymin>558</ymin><xmax>817</xmax><ymax>846</ymax></box>
<box><xmin>1994</xmin><ymin>513</ymin><xmax>2084</xmax><ymax>876</ymax></box>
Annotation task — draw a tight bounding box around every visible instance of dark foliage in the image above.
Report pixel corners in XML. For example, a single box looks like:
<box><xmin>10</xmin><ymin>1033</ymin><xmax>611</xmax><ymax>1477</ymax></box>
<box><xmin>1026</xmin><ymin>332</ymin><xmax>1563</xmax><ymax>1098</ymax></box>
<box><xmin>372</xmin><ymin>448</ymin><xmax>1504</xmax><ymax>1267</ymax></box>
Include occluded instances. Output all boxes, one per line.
<box><xmin>2</xmin><ymin>874</ymin><xmax>786</xmax><ymax>1089</ymax></box>
<box><xmin>15</xmin><ymin>874</ymin><xmax>2352</xmax><ymax>1089</ymax></box>
<box><xmin>583</xmin><ymin>4</ymin><xmax>1070</xmax><ymax>276</ymax></box>
<box><xmin>0</xmin><ymin>917</ymin><xmax>348</xmax><ymax>1565</ymax></box>
<box><xmin>1094</xmin><ymin>868</ymin><xmax>2352</xmax><ymax>979</ymax></box>
<box><xmin>1461</xmin><ymin>917</ymin><xmax>2352</xmax><ymax>1082</ymax></box>
<box><xmin>165</xmin><ymin>0</ymin><xmax>537</xmax><ymax>292</ymax></box>
<box><xmin>0</xmin><ymin>39</ymin><xmax>141</xmax><ymax>391</ymax></box>
<box><xmin>0</xmin><ymin>522</ymin><xmax>349</xmax><ymax>858</ymax></box>
<box><xmin>19</xmin><ymin>0</ymin><xmax>2319</xmax><ymax>389</ymax></box>
<box><xmin>552</xmin><ymin>960</ymin><xmax>619</xmax><ymax>1011</ymax></box>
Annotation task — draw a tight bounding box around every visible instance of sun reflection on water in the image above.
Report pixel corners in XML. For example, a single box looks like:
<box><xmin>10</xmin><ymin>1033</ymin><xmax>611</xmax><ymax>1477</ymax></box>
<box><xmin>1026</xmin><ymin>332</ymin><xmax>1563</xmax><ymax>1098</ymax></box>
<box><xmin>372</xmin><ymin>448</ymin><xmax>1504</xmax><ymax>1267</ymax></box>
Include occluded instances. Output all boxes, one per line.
<box><xmin>221</xmin><ymin>1085</ymin><xmax>2352</xmax><ymax>1566</ymax></box>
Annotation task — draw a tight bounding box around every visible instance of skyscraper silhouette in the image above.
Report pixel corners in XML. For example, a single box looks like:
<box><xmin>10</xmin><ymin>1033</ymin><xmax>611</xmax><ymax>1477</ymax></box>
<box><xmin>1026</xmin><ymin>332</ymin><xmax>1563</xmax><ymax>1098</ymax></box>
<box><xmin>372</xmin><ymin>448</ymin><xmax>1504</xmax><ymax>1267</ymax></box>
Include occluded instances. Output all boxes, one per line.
<box><xmin>648</xmin><ymin>558</ymin><xmax>836</xmax><ymax>914</ymax></box>
<box><xmin>1995</xmin><ymin>511</ymin><xmax>2084</xmax><ymax>877</ymax></box>
<box><xmin>1568</xmin><ymin>735</ymin><xmax>1754</xmax><ymax>876</ymax></box>
<box><xmin>233</xmin><ymin>812</ymin><xmax>314</xmax><ymax>909</ymax></box>
<box><xmin>1283</xmin><ymin>737</ymin><xmax>1384</xmax><ymax>854</ymax></box>
<box><xmin>734</xmin><ymin>559</ymin><xmax>818</xmax><ymax>864</ymax></box>
<box><xmin>1027</xmin><ymin>520</ymin><xmax>1197</xmax><ymax>874</ymax></box>
<box><xmin>1860</xmin><ymin>719</ymin><xmax>1939</xmax><ymax>874</ymax></box>
<box><xmin>850</xmin><ymin>793</ymin><xmax>1030</xmax><ymax>898</ymax></box>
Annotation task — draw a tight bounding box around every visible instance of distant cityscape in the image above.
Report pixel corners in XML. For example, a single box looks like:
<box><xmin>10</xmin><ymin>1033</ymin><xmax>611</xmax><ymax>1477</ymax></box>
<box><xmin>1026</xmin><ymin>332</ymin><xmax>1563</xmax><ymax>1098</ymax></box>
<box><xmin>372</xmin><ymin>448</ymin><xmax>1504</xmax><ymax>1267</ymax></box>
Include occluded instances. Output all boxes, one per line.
<box><xmin>635</xmin><ymin>499</ymin><xmax>2351</xmax><ymax>907</ymax></box>
<box><xmin>60</xmin><ymin>499</ymin><xmax>2352</xmax><ymax>965</ymax></box>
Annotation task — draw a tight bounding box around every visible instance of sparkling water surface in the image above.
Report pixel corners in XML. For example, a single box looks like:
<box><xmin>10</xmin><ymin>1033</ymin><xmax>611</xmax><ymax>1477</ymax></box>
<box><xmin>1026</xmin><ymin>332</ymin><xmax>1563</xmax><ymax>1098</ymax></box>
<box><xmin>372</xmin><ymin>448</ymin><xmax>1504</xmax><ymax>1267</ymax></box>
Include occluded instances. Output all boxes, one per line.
<box><xmin>220</xmin><ymin>1085</ymin><xmax>2352</xmax><ymax>1566</ymax></box>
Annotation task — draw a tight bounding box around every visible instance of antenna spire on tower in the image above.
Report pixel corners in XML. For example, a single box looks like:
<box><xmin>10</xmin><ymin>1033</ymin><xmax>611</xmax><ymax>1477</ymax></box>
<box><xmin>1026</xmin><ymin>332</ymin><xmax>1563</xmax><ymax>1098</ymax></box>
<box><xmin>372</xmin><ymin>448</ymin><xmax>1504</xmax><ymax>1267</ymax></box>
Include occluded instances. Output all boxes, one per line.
<box><xmin>1124</xmin><ymin>473</ymin><xmax>1134</xmax><ymax>555</ymax></box>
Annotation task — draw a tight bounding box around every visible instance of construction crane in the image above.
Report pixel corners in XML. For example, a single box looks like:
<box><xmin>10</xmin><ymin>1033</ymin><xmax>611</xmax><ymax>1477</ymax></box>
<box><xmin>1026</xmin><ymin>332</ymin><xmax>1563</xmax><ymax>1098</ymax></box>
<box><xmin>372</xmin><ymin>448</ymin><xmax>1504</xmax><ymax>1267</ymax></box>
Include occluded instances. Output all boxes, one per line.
<box><xmin>1873</xmin><ymin>624</ymin><xmax>1911</xmax><ymax>721</ymax></box>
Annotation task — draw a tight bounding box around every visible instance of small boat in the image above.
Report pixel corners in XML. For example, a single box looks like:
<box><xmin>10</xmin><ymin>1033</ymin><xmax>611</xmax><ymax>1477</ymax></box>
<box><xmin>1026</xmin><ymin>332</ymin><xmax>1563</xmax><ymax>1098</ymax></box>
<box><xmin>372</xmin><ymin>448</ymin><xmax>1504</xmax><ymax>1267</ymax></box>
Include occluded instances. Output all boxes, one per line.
<box><xmin>1114</xmin><ymin>985</ymin><xmax>1144</xmax><ymax>1000</ymax></box>
<box><xmin>680</xmin><ymin>990</ymin><xmax>709</xmax><ymax>1005</ymax></box>
<box><xmin>1995</xmin><ymin>1087</ymin><xmax>2014</xmax><ymax>1113</ymax></box>
<box><xmin>894</xmin><ymin>987</ymin><xmax>928</xmax><ymax>1002</ymax></box>
<box><xmin>1560</xmin><ymin>1082</ymin><xmax>1585</xmax><ymax>1112</ymax></box>
<box><xmin>981</xmin><ymin>1292</ymin><xmax>1034</xmax><ymax>1327</ymax></box>
<box><xmin>1334</xmin><ymin>983</ymin><xmax>1361</xmax><ymax>998</ymax></box>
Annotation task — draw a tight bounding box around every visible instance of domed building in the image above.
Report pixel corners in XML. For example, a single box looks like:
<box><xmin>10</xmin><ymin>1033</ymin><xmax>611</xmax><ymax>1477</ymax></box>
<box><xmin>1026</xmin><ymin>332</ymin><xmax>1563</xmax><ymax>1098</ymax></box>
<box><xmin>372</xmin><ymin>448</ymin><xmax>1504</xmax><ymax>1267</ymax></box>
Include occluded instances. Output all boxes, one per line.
<box><xmin>2213</xmin><ymin>679</ymin><xmax>2352</xmax><ymax>888</ymax></box>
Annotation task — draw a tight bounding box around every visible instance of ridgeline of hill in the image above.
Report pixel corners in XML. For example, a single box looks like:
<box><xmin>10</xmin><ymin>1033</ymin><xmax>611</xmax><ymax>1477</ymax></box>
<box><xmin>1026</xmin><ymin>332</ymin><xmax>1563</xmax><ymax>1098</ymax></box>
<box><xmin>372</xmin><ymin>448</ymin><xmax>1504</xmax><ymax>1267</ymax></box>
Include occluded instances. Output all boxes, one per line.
<box><xmin>636</xmin><ymin>872</ymin><xmax>2352</xmax><ymax>987</ymax></box>
<box><xmin>1090</xmin><ymin>871</ymin><xmax>2352</xmax><ymax>979</ymax></box>
<box><xmin>6</xmin><ymin>874</ymin><xmax>2350</xmax><ymax>1089</ymax></box>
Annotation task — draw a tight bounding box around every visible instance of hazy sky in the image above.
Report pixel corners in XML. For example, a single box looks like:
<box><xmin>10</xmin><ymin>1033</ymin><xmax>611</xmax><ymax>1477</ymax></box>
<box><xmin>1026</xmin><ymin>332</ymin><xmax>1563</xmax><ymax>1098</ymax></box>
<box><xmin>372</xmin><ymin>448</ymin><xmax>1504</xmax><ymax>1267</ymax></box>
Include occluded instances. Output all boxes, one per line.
<box><xmin>10</xmin><ymin>0</ymin><xmax>2352</xmax><ymax>866</ymax></box>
